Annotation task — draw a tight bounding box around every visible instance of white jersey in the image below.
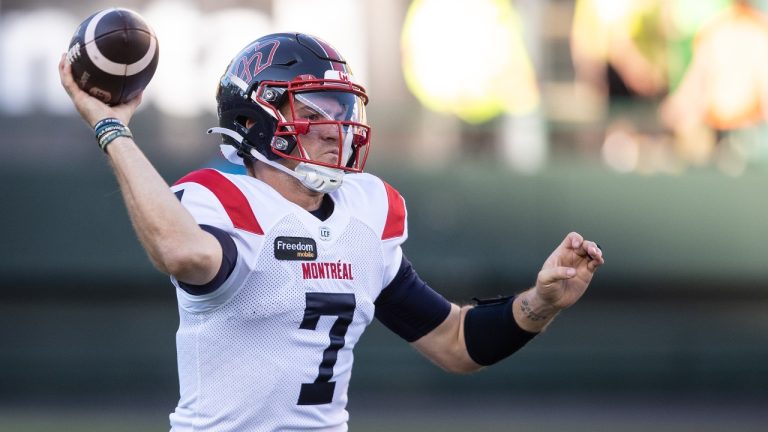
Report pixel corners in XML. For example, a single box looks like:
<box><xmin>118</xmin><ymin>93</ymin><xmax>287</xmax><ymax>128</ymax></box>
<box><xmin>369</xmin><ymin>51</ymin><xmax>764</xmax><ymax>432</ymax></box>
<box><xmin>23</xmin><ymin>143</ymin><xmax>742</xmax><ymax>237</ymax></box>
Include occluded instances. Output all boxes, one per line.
<box><xmin>167</xmin><ymin>169</ymin><xmax>407</xmax><ymax>432</ymax></box>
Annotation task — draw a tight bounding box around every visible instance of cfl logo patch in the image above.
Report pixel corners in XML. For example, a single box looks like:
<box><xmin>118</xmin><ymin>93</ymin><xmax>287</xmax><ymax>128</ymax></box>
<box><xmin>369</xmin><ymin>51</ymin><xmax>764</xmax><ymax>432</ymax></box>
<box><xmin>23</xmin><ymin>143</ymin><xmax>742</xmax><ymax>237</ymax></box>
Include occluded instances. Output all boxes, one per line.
<box><xmin>319</xmin><ymin>226</ymin><xmax>331</xmax><ymax>241</ymax></box>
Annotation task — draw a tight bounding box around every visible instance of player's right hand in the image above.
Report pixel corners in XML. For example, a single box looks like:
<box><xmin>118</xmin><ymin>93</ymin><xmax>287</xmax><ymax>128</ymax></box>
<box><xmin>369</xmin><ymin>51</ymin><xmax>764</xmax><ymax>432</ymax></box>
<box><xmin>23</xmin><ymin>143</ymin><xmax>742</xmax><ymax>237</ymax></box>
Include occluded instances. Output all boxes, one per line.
<box><xmin>58</xmin><ymin>54</ymin><xmax>142</xmax><ymax>128</ymax></box>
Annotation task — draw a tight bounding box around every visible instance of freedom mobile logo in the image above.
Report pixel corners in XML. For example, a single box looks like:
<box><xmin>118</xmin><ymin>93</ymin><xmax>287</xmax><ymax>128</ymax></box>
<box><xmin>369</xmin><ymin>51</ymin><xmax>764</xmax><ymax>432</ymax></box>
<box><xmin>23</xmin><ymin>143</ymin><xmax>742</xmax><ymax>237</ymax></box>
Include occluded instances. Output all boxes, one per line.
<box><xmin>274</xmin><ymin>237</ymin><xmax>317</xmax><ymax>261</ymax></box>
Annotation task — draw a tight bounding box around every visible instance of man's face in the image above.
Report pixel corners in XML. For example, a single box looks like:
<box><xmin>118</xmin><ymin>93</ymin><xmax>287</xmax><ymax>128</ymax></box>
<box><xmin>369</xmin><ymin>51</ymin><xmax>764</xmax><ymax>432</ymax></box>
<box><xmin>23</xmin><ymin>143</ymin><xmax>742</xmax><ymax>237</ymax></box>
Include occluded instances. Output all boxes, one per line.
<box><xmin>280</xmin><ymin>92</ymin><xmax>349</xmax><ymax>167</ymax></box>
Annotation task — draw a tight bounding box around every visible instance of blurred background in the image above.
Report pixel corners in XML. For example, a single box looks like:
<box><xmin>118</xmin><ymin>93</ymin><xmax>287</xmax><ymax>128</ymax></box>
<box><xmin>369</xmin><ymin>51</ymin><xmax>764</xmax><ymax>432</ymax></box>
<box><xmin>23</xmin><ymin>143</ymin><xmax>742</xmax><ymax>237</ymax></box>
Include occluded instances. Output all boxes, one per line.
<box><xmin>2</xmin><ymin>0</ymin><xmax>768</xmax><ymax>430</ymax></box>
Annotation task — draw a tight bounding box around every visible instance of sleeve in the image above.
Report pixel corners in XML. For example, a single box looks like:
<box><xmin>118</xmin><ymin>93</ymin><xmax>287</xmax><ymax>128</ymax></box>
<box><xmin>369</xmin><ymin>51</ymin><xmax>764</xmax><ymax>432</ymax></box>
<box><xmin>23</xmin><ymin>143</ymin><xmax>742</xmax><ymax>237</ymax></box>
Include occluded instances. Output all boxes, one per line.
<box><xmin>169</xmin><ymin>169</ymin><xmax>264</xmax><ymax>313</ymax></box>
<box><xmin>379</xmin><ymin>180</ymin><xmax>409</xmax><ymax>288</ymax></box>
<box><xmin>176</xmin><ymin>224</ymin><xmax>238</xmax><ymax>295</ymax></box>
<box><xmin>374</xmin><ymin>255</ymin><xmax>452</xmax><ymax>342</ymax></box>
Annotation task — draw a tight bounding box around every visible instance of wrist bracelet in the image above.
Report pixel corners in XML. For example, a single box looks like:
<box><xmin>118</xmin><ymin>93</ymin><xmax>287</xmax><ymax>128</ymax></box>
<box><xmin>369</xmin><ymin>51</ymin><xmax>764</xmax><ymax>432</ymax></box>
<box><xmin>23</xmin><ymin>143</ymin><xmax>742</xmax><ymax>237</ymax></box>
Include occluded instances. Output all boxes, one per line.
<box><xmin>93</xmin><ymin>117</ymin><xmax>122</xmax><ymax>131</ymax></box>
<box><xmin>98</xmin><ymin>128</ymin><xmax>133</xmax><ymax>152</ymax></box>
<box><xmin>93</xmin><ymin>117</ymin><xmax>132</xmax><ymax>153</ymax></box>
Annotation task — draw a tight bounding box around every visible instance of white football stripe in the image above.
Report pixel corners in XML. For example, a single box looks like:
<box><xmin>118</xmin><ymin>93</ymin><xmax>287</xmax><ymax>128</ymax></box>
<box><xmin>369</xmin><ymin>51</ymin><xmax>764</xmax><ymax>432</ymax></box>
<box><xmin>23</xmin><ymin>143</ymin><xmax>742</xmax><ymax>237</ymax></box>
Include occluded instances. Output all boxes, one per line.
<box><xmin>84</xmin><ymin>8</ymin><xmax>157</xmax><ymax>77</ymax></box>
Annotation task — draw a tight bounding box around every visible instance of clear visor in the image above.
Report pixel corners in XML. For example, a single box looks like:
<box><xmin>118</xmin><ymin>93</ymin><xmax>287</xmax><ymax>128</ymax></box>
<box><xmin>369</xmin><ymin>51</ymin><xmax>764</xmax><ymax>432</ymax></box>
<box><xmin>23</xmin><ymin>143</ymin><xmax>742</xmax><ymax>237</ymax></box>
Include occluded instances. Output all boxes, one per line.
<box><xmin>285</xmin><ymin>90</ymin><xmax>369</xmax><ymax>170</ymax></box>
<box><xmin>293</xmin><ymin>90</ymin><xmax>366</xmax><ymax>124</ymax></box>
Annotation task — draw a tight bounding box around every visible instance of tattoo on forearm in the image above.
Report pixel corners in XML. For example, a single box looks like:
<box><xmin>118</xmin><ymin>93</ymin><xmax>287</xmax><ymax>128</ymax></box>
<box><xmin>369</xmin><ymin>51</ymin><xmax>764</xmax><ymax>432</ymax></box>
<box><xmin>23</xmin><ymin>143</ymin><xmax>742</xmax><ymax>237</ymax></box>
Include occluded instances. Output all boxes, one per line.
<box><xmin>520</xmin><ymin>299</ymin><xmax>550</xmax><ymax>321</ymax></box>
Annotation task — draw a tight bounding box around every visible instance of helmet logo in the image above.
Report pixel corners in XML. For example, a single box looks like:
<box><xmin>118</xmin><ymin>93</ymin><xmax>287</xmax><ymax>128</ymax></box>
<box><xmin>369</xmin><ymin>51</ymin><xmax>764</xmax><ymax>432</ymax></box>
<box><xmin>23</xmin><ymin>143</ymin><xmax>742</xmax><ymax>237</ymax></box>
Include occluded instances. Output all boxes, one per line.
<box><xmin>233</xmin><ymin>40</ymin><xmax>280</xmax><ymax>83</ymax></box>
<box><xmin>324</xmin><ymin>70</ymin><xmax>353</xmax><ymax>83</ymax></box>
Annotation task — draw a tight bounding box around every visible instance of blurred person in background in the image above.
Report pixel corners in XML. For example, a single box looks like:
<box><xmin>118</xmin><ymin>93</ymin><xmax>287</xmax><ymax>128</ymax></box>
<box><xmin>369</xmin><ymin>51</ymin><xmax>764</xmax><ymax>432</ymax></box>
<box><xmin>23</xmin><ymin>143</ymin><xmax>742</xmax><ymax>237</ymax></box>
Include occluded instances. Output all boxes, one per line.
<box><xmin>571</xmin><ymin>0</ymin><xmax>668</xmax><ymax>101</ymax></box>
<box><xmin>571</xmin><ymin>0</ymin><xmax>673</xmax><ymax>173</ymax></box>
<box><xmin>660</xmin><ymin>0</ymin><xmax>768</xmax><ymax>174</ymax></box>
<box><xmin>59</xmin><ymin>32</ymin><xmax>604</xmax><ymax>431</ymax></box>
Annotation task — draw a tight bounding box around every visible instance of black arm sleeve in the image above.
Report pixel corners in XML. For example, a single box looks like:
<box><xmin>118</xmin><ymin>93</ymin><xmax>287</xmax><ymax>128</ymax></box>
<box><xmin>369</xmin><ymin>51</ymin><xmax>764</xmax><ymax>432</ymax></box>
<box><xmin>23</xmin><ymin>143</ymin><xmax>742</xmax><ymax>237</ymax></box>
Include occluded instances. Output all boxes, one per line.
<box><xmin>464</xmin><ymin>296</ymin><xmax>538</xmax><ymax>366</ymax></box>
<box><xmin>177</xmin><ymin>224</ymin><xmax>238</xmax><ymax>296</ymax></box>
<box><xmin>374</xmin><ymin>255</ymin><xmax>452</xmax><ymax>342</ymax></box>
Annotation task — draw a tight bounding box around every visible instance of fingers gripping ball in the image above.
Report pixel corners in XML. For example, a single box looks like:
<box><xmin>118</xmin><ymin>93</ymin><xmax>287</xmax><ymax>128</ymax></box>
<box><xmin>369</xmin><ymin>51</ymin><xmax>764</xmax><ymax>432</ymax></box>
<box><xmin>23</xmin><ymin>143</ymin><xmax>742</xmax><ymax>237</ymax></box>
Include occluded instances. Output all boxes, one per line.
<box><xmin>66</xmin><ymin>8</ymin><xmax>159</xmax><ymax>105</ymax></box>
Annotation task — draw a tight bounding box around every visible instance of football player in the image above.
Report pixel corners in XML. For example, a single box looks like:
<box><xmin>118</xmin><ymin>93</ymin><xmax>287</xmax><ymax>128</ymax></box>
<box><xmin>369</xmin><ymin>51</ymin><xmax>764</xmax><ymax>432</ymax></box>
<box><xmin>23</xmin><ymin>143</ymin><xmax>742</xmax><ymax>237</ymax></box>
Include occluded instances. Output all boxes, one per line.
<box><xmin>59</xmin><ymin>33</ymin><xmax>605</xmax><ymax>431</ymax></box>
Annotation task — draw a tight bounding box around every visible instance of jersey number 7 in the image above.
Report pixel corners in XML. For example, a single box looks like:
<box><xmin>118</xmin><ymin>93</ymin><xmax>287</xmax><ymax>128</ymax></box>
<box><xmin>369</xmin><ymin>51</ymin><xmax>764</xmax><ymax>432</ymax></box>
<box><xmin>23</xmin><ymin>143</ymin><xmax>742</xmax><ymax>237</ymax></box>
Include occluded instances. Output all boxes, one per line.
<box><xmin>297</xmin><ymin>292</ymin><xmax>356</xmax><ymax>405</ymax></box>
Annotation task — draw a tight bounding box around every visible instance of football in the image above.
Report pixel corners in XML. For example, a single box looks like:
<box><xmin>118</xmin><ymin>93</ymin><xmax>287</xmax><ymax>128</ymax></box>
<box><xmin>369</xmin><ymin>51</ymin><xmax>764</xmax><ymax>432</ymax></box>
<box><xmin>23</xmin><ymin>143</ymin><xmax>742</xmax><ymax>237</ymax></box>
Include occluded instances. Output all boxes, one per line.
<box><xmin>66</xmin><ymin>8</ymin><xmax>159</xmax><ymax>105</ymax></box>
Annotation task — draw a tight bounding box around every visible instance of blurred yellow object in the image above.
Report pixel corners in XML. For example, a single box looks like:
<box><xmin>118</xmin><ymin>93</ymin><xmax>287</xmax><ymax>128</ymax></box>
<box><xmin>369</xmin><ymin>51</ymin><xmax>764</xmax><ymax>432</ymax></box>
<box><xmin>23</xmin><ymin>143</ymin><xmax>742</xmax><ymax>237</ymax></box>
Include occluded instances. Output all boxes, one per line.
<box><xmin>401</xmin><ymin>0</ymin><xmax>539</xmax><ymax>123</ymax></box>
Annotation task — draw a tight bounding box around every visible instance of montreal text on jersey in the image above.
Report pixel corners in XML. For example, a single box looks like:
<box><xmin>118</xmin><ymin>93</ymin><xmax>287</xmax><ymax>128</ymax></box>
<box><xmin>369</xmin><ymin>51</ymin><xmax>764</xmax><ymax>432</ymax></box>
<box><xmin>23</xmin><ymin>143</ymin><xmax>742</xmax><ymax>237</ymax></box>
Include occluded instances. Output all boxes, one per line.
<box><xmin>302</xmin><ymin>261</ymin><xmax>354</xmax><ymax>280</ymax></box>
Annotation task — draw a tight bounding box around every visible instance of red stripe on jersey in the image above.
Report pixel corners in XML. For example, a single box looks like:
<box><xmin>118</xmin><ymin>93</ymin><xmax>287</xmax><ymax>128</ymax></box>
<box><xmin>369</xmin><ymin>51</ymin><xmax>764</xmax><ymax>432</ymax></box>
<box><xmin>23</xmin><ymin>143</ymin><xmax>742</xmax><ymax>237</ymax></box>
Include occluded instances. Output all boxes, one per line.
<box><xmin>382</xmin><ymin>181</ymin><xmax>406</xmax><ymax>240</ymax></box>
<box><xmin>174</xmin><ymin>169</ymin><xmax>264</xmax><ymax>235</ymax></box>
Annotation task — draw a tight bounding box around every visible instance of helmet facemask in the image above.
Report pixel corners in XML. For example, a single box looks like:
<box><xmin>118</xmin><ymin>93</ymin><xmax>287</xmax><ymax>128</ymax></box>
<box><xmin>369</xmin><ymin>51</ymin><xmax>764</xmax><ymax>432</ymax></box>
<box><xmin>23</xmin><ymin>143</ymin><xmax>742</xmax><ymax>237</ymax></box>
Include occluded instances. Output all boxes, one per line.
<box><xmin>253</xmin><ymin>74</ymin><xmax>371</xmax><ymax>174</ymax></box>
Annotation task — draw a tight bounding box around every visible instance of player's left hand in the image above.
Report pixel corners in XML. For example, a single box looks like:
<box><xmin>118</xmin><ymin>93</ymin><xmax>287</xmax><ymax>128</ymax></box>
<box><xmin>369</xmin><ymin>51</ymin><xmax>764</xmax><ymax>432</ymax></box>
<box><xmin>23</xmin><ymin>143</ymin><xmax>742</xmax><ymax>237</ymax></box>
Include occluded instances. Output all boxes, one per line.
<box><xmin>532</xmin><ymin>232</ymin><xmax>604</xmax><ymax>310</ymax></box>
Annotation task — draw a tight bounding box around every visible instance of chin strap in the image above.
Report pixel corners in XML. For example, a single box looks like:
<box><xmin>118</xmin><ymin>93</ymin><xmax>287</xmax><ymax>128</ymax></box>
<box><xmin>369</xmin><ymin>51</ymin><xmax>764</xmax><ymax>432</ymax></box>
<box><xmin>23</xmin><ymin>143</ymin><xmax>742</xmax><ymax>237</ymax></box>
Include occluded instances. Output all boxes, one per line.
<box><xmin>207</xmin><ymin>127</ymin><xmax>344</xmax><ymax>193</ymax></box>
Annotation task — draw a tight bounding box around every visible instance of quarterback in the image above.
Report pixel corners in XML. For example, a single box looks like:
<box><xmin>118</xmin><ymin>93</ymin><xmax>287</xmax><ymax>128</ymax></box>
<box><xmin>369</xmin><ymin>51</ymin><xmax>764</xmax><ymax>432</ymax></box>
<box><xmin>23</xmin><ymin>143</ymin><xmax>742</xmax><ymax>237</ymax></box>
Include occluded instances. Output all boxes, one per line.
<box><xmin>59</xmin><ymin>33</ymin><xmax>604</xmax><ymax>431</ymax></box>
